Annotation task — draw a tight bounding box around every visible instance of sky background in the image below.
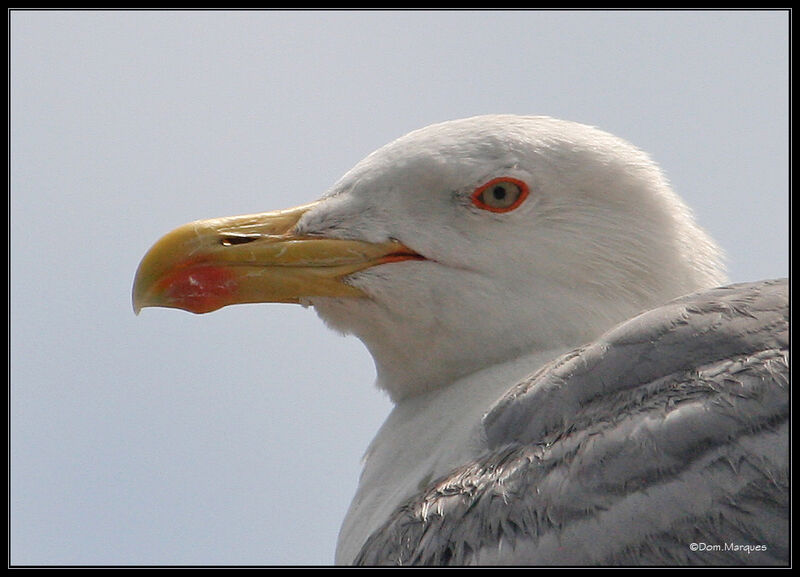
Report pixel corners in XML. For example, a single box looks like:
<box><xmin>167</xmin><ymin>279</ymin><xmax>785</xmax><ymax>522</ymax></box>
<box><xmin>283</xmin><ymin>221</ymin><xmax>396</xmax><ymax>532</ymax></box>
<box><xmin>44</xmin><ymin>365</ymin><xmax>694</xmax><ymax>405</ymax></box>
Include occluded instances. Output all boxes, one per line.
<box><xmin>10</xmin><ymin>10</ymin><xmax>789</xmax><ymax>566</ymax></box>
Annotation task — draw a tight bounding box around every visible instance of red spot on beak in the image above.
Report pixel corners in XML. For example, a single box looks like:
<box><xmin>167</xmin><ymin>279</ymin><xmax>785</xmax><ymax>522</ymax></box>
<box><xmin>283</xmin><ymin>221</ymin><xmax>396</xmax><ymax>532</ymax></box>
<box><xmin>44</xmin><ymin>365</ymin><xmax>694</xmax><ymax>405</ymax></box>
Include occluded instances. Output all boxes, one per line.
<box><xmin>156</xmin><ymin>263</ymin><xmax>238</xmax><ymax>314</ymax></box>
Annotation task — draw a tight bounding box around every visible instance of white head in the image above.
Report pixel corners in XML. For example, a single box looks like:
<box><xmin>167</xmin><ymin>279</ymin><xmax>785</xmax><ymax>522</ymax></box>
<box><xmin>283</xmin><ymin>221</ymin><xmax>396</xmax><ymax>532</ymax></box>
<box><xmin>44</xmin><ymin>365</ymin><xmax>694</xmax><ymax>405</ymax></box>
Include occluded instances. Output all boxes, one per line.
<box><xmin>295</xmin><ymin>115</ymin><xmax>726</xmax><ymax>399</ymax></box>
<box><xmin>135</xmin><ymin>115</ymin><xmax>726</xmax><ymax>402</ymax></box>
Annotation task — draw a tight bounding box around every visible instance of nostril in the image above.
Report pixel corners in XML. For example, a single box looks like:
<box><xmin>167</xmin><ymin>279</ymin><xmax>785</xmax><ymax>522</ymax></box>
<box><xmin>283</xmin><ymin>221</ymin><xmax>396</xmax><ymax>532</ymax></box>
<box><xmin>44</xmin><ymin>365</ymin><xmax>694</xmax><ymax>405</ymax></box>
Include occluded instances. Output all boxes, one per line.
<box><xmin>220</xmin><ymin>234</ymin><xmax>259</xmax><ymax>247</ymax></box>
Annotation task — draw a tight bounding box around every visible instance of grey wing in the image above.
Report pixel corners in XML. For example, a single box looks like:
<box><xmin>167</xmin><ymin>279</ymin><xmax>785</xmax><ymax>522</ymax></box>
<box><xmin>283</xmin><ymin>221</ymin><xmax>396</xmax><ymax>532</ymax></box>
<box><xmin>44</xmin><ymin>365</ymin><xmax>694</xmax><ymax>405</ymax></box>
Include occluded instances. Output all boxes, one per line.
<box><xmin>354</xmin><ymin>279</ymin><xmax>789</xmax><ymax>566</ymax></box>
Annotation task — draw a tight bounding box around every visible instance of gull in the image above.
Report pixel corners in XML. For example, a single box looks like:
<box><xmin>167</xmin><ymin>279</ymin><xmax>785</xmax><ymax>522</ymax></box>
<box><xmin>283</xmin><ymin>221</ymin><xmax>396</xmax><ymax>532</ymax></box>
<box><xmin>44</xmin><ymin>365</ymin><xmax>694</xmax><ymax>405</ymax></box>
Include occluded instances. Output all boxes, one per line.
<box><xmin>133</xmin><ymin>115</ymin><xmax>788</xmax><ymax>565</ymax></box>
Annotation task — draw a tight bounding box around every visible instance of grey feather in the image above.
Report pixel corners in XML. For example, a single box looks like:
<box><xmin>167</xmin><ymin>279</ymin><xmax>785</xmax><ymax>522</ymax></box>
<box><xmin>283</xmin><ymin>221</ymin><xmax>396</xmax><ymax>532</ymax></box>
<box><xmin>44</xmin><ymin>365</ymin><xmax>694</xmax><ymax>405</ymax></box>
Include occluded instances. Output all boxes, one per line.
<box><xmin>353</xmin><ymin>279</ymin><xmax>789</xmax><ymax>566</ymax></box>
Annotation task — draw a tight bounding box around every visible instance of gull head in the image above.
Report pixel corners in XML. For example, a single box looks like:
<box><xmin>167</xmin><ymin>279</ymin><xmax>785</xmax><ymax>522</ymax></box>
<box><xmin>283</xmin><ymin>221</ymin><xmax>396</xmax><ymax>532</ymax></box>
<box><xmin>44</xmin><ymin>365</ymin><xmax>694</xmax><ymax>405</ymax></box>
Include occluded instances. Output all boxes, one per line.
<box><xmin>134</xmin><ymin>115</ymin><xmax>726</xmax><ymax>401</ymax></box>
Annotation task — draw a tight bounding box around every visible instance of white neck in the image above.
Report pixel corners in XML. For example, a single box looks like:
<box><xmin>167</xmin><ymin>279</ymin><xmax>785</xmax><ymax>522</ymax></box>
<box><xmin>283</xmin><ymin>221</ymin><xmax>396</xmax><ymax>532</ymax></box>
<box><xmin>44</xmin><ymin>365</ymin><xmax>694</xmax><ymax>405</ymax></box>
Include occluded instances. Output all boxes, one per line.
<box><xmin>334</xmin><ymin>345</ymin><xmax>570</xmax><ymax>564</ymax></box>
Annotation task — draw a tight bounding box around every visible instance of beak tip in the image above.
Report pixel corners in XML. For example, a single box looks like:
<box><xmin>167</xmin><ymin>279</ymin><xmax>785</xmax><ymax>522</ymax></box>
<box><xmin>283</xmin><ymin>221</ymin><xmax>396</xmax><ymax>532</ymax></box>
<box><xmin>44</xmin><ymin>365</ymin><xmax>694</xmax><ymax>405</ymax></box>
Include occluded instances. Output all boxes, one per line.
<box><xmin>132</xmin><ymin>275</ymin><xmax>145</xmax><ymax>316</ymax></box>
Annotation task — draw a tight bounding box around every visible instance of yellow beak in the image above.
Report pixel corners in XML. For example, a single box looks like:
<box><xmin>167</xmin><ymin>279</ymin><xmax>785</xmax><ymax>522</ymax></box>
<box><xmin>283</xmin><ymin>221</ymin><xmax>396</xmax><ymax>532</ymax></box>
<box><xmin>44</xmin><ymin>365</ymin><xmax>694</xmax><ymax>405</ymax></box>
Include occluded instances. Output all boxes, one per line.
<box><xmin>132</xmin><ymin>202</ymin><xmax>422</xmax><ymax>314</ymax></box>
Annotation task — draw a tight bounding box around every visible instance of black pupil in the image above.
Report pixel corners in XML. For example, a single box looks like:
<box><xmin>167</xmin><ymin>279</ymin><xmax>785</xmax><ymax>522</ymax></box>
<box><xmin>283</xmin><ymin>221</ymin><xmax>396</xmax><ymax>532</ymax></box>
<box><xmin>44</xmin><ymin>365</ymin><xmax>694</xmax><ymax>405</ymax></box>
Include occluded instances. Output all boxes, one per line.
<box><xmin>492</xmin><ymin>186</ymin><xmax>507</xmax><ymax>201</ymax></box>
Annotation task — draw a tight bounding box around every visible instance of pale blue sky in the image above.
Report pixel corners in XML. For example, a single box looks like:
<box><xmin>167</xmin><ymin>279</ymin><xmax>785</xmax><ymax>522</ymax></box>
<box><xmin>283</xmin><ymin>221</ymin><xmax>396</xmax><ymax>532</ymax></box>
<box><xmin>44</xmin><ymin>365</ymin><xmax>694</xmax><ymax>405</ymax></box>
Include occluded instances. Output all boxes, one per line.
<box><xmin>10</xmin><ymin>10</ymin><xmax>788</xmax><ymax>565</ymax></box>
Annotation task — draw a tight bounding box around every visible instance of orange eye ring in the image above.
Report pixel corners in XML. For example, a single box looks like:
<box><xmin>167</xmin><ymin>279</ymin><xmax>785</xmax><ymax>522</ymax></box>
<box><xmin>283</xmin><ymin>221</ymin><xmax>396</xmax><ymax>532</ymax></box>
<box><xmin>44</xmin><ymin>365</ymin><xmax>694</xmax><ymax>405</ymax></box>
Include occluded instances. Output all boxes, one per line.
<box><xmin>470</xmin><ymin>177</ymin><xmax>530</xmax><ymax>213</ymax></box>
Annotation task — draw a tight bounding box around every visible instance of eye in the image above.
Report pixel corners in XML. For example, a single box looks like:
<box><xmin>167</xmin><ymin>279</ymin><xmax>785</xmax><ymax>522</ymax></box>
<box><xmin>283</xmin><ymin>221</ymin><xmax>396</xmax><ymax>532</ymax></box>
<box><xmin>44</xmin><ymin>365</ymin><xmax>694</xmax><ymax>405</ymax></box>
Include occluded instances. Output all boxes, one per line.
<box><xmin>470</xmin><ymin>177</ymin><xmax>530</xmax><ymax>213</ymax></box>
